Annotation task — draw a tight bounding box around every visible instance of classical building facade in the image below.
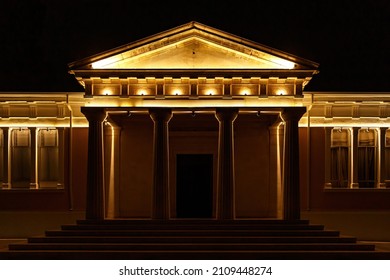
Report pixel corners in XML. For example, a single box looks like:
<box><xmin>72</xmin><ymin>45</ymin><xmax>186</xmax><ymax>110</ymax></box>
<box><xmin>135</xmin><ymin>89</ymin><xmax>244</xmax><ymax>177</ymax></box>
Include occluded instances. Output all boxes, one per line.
<box><xmin>1</xmin><ymin>22</ymin><xmax>389</xmax><ymax>228</ymax></box>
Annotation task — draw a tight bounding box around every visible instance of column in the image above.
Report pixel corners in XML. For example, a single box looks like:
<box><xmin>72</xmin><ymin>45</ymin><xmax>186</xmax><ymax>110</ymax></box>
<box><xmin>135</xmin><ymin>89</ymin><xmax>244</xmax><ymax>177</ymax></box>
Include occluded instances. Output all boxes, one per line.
<box><xmin>57</xmin><ymin>127</ymin><xmax>65</xmax><ymax>189</ymax></box>
<box><xmin>324</xmin><ymin>127</ymin><xmax>332</xmax><ymax>188</ymax></box>
<box><xmin>351</xmin><ymin>127</ymin><xmax>359</xmax><ymax>188</ymax></box>
<box><xmin>269</xmin><ymin>123</ymin><xmax>284</xmax><ymax>218</ymax></box>
<box><xmin>81</xmin><ymin>107</ymin><xmax>106</xmax><ymax>220</ymax></box>
<box><xmin>379</xmin><ymin>127</ymin><xmax>387</xmax><ymax>188</ymax></box>
<box><xmin>149</xmin><ymin>108</ymin><xmax>172</xmax><ymax>219</ymax></box>
<box><xmin>281</xmin><ymin>107</ymin><xmax>306</xmax><ymax>220</ymax></box>
<box><xmin>29</xmin><ymin>127</ymin><xmax>37</xmax><ymax>189</ymax></box>
<box><xmin>2</xmin><ymin>128</ymin><xmax>9</xmax><ymax>188</ymax></box>
<box><xmin>215</xmin><ymin>108</ymin><xmax>238</xmax><ymax>220</ymax></box>
<box><xmin>104</xmin><ymin>122</ymin><xmax>121</xmax><ymax>219</ymax></box>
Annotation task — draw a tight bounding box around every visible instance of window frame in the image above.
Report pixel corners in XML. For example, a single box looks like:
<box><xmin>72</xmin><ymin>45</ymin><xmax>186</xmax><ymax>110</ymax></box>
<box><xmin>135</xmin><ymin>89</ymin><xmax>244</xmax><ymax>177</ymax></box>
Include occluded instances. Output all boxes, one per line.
<box><xmin>0</xmin><ymin>127</ymin><xmax>65</xmax><ymax>191</ymax></box>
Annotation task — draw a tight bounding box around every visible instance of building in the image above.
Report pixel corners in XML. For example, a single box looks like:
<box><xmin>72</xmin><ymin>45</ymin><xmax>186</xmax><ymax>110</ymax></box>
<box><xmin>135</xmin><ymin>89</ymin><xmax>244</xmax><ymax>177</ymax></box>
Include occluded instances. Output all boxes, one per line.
<box><xmin>0</xmin><ymin>22</ymin><xmax>389</xmax><ymax>242</ymax></box>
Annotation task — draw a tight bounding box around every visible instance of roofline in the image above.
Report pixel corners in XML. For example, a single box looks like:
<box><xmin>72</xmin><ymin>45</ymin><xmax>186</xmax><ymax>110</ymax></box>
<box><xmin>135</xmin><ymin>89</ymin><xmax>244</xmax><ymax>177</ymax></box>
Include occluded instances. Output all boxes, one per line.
<box><xmin>0</xmin><ymin>91</ymin><xmax>388</xmax><ymax>95</ymax></box>
<box><xmin>68</xmin><ymin>21</ymin><xmax>319</xmax><ymax>70</ymax></box>
<box><xmin>0</xmin><ymin>91</ymin><xmax>84</xmax><ymax>95</ymax></box>
<box><xmin>69</xmin><ymin>69</ymin><xmax>319</xmax><ymax>79</ymax></box>
<box><xmin>304</xmin><ymin>91</ymin><xmax>390</xmax><ymax>94</ymax></box>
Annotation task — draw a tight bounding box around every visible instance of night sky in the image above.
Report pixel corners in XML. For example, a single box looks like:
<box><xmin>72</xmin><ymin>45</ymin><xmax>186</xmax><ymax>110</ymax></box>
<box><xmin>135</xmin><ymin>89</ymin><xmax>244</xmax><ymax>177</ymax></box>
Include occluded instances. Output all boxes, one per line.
<box><xmin>0</xmin><ymin>0</ymin><xmax>389</xmax><ymax>93</ymax></box>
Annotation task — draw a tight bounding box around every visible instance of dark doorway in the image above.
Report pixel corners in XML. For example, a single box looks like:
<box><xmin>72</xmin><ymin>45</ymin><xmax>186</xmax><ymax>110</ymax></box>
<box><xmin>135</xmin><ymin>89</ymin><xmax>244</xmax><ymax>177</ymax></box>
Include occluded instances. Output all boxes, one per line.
<box><xmin>176</xmin><ymin>154</ymin><xmax>213</xmax><ymax>218</ymax></box>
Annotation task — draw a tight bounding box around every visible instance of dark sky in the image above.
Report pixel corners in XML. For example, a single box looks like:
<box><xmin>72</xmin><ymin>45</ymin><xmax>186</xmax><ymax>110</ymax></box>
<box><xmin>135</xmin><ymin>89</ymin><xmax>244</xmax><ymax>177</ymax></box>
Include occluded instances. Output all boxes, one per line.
<box><xmin>0</xmin><ymin>0</ymin><xmax>389</xmax><ymax>92</ymax></box>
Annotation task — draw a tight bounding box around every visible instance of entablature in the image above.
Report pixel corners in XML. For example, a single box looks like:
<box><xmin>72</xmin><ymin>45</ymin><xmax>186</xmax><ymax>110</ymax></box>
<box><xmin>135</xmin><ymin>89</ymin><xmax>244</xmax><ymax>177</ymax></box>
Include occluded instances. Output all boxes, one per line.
<box><xmin>304</xmin><ymin>92</ymin><xmax>390</xmax><ymax>103</ymax></box>
<box><xmin>73</xmin><ymin>71</ymin><xmax>315</xmax><ymax>99</ymax></box>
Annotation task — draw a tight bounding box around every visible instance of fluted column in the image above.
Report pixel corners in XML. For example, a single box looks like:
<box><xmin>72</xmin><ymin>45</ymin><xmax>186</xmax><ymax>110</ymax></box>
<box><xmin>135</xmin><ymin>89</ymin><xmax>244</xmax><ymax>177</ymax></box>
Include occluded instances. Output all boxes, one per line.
<box><xmin>81</xmin><ymin>107</ymin><xmax>106</xmax><ymax>220</ymax></box>
<box><xmin>149</xmin><ymin>108</ymin><xmax>173</xmax><ymax>219</ymax></box>
<box><xmin>281</xmin><ymin>107</ymin><xmax>306</xmax><ymax>220</ymax></box>
<box><xmin>215</xmin><ymin>108</ymin><xmax>238</xmax><ymax>220</ymax></box>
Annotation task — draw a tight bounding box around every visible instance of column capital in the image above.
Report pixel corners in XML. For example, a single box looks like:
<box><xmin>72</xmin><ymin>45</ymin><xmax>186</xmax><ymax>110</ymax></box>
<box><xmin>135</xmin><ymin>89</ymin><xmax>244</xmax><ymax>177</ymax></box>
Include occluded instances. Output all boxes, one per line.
<box><xmin>81</xmin><ymin>107</ymin><xmax>106</xmax><ymax>122</ymax></box>
<box><xmin>281</xmin><ymin>107</ymin><xmax>306</xmax><ymax>122</ymax></box>
<box><xmin>215</xmin><ymin>108</ymin><xmax>239</xmax><ymax>122</ymax></box>
<box><xmin>149</xmin><ymin>108</ymin><xmax>173</xmax><ymax>123</ymax></box>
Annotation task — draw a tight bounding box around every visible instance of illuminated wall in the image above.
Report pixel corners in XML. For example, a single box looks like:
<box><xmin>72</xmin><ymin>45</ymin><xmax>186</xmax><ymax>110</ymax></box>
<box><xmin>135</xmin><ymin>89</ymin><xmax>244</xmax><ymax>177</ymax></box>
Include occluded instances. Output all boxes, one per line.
<box><xmin>1</xmin><ymin>21</ymin><xmax>389</xmax><ymax>216</ymax></box>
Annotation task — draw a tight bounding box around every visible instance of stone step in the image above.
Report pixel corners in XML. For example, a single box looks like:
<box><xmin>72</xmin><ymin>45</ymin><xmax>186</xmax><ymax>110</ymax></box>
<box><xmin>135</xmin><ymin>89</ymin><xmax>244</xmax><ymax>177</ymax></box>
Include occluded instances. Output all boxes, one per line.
<box><xmin>9</xmin><ymin>242</ymin><xmax>376</xmax><ymax>251</ymax></box>
<box><xmin>2</xmin><ymin>250</ymin><xmax>390</xmax><ymax>260</ymax></box>
<box><xmin>76</xmin><ymin>219</ymin><xmax>311</xmax><ymax>225</ymax></box>
<box><xmin>2</xmin><ymin>219</ymin><xmax>385</xmax><ymax>260</ymax></box>
<box><xmin>62</xmin><ymin>223</ymin><xmax>325</xmax><ymax>231</ymax></box>
<box><xmin>28</xmin><ymin>235</ymin><xmax>358</xmax><ymax>244</ymax></box>
<box><xmin>45</xmin><ymin>229</ymin><xmax>341</xmax><ymax>237</ymax></box>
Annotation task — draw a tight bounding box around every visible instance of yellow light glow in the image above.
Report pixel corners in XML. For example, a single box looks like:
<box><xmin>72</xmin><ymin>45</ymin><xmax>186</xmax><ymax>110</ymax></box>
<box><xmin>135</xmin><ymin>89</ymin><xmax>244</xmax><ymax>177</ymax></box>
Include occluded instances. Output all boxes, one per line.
<box><xmin>272</xmin><ymin>58</ymin><xmax>295</xmax><ymax>69</ymax></box>
<box><xmin>172</xmin><ymin>89</ymin><xmax>183</xmax><ymax>96</ymax></box>
<box><xmin>90</xmin><ymin>36</ymin><xmax>297</xmax><ymax>69</ymax></box>
<box><xmin>199</xmin><ymin>88</ymin><xmax>219</xmax><ymax>96</ymax></box>
<box><xmin>0</xmin><ymin>120</ymin><xmax>75</xmax><ymax>127</ymax></box>
<box><xmin>106</xmin><ymin>121</ymin><xmax>116</xmax><ymax>219</ymax></box>
<box><xmin>276</xmin><ymin>121</ymin><xmax>284</xmax><ymax>218</ymax></box>
<box><xmin>83</xmin><ymin>93</ymin><xmax>303</xmax><ymax>108</ymax></box>
<box><xmin>93</xmin><ymin>84</ymin><xmax>120</xmax><ymax>96</ymax></box>
<box><xmin>137</xmin><ymin>89</ymin><xmax>146</xmax><ymax>96</ymax></box>
<box><xmin>102</xmin><ymin>89</ymin><xmax>113</xmax><ymax>96</ymax></box>
<box><xmin>138</xmin><ymin>97</ymin><xmax>300</xmax><ymax>108</ymax></box>
<box><xmin>129</xmin><ymin>84</ymin><xmax>156</xmax><ymax>96</ymax></box>
<box><xmin>165</xmin><ymin>84</ymin><xmax>190</xmax><ymax>96</ymax></box>
<box><xmin>239</xmin><ymin>87</ymin><xmax>251</xmax><ymax>96</ymax></box>
<box><xmin>91</xmin><ymin>56</ymin><xmax>119</xmax><ymax>69</ymax></box>
<box><xmin>299</xmin><ymin>116</ymin><xmax>390</xmax><ymax>127</ymax></box>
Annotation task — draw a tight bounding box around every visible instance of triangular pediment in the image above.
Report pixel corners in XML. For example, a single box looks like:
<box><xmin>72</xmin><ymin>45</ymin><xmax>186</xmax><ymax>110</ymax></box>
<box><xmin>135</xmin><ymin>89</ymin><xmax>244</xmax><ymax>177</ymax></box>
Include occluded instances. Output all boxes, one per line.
<box><xmin>69</xmin><ymin>21</ymin><xmax>318</xmax><ymax>71</ymax></box>
<box><xmin>90</xmin><ymin>36</ymin><xmax>295</xmax><ymax>69</ymax></box>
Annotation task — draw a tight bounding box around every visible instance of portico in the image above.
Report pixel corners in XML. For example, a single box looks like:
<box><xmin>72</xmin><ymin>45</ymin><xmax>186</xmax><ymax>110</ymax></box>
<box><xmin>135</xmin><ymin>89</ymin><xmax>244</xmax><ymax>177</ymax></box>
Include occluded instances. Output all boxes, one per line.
<box><xmin>69</xmin><ymin>21</ymin><xmax>318</xmax><ymax>221</ymax></box>
<box><xmin>81</xmin><ymin>105</ymin><xmax>305</xmax><ymax>220</ymax></box>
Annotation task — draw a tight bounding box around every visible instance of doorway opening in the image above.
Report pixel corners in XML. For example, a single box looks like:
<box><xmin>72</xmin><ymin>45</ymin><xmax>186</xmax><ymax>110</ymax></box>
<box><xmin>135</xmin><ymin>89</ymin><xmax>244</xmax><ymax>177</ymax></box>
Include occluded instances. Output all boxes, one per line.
<box><xmin>176</xmin><ymin>154</ymin><xmax>213</xmax><ymax>218</ymax></box>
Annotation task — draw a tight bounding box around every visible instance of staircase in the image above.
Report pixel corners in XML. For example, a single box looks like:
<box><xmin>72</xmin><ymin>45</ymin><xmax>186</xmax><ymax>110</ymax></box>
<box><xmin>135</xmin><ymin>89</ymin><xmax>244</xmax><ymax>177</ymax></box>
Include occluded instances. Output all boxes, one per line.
<box><xmin>1</xmin><ymin>219</ymin><xmax>389</xmax><ymax>260</ymax></box>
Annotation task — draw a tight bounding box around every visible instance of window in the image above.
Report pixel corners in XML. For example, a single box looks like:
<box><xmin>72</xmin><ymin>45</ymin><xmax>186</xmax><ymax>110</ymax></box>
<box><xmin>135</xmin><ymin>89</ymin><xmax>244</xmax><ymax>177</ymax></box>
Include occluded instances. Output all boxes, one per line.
<box><xmin>38</xmin><ymin>128</ymin><xmax>59</xmax><ymax>188</ymax></box>
<box><xmin>0</xmin><ymin>127</ymin><xmax>64</xmax><ymax>190</ymax></box>
<box><xmin>326</xmin><ymin>127</ymin><xmax>385</xmax><ymax>189</ymax></box>
<box><xmin>0</xmin><ymin>128</ymin><xmax>3</xmax><ymax>184</ymax></box>
<box><xmin>11</xmin><ymin>128</ymin><xmax>31</xmax><ymax>188</ymax></box>
<box><xmin>357</xmin><ymin>128</ymin><xmax>377</xmax><ymax>188</ymax></box>
<box><xmin>384</xmin><ymin>129</ymin><xmax>390</xmax><ymax>184</ymax></box>
<box><xmin>330</xmin><ymin>128</ymin><xmax>350</xmax><ymax>188</ymax></box>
